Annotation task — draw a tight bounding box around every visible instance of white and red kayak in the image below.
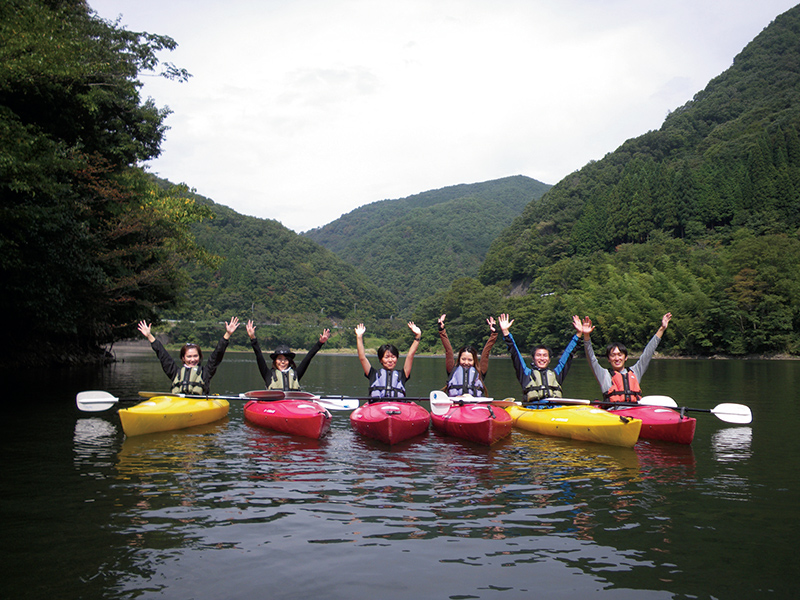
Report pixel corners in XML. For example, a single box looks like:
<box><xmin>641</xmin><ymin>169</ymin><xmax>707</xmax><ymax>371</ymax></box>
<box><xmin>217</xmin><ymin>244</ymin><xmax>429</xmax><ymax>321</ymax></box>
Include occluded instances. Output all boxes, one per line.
<box><xmin>244</xmin><ymin>399</ymin><xmax>332</xmax><ymax>439</ymax></box>
<box><xmin>431</xmin><ymin>401</ymin><xmax>513</xmax><ymax>445</ymax></box>
<box><xmin>350</xmin><ymin>401</ymin><xmax>430</xmax><ymax>445</ymax></box>
<box><xmin>608</xmin><ymin>405</ymin><xmax>697</xmax><ymax>445</ymax></box>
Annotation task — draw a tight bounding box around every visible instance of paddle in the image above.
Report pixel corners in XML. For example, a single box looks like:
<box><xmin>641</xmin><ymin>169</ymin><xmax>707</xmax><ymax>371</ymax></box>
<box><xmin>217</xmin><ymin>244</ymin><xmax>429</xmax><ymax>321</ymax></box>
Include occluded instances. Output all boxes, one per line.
<box><xmin>538</xmin><ymin>396</ymin><xmax>752</xmax><ymax>424</ymax></box>
<box><xmin>76</xmin><ymin>390</ymin><xmax>120</xmax><ymax>412</ymax></box>
<box><xmin>244</xmin><ymin>390</ymin><xmax>359</xmax><ymax>411</ymax></box>
<box><xmin>677</xmin><ymin>403</ymin><xmax>752</xmax><ymax>424</ymax></box>
<box><xmin>429</xmin><ymin>390</ymin><xmax>518</xmax><ymax>416</ymax></box>
<box><xmin>138</xmin><ymin>391</ymin><xmax>250</xmax><ymax>401</ymax></box>
<box><xmin>547</xmin><ymin>396</ymin><xmax>679</xmax><ymax>408</ymax></box>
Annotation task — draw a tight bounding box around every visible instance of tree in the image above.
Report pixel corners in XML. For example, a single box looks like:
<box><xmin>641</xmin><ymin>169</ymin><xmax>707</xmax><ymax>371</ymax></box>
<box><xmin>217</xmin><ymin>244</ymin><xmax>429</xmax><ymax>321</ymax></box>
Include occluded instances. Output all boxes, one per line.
<box><xmin>0</xmin><ymin>0</ymin><xmax>204</xmax><ymax>366</ymax></box>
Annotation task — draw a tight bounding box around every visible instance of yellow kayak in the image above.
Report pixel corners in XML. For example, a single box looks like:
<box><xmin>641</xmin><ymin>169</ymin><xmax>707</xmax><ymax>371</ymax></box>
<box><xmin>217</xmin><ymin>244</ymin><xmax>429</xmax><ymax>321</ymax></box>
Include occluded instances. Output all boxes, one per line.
<box><xmin>118</xmin><ymin>396</ymin><xmax>229</xmax><ymax>437</ymax></box>
<box><xmin>505</xmin><ymin>404</ymin><xmax>642</xmax><ymax>448</ymax></box>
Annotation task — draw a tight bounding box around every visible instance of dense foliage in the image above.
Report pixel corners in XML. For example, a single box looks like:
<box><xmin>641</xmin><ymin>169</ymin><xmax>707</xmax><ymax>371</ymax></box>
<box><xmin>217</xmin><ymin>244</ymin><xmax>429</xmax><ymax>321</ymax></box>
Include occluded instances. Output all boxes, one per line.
<box><xmin>158</xmin><ymin>189</ymin><xmax>399</xmax><ymax>350</ymax></box>
<box><xmin>304</xmin><ymin>176</ymin><xmax>551</xmax><ymax>311</ymax></box>
<box><xmin>0</xmin><ymin>0</ymin><xmax>212</xmax><ymax>365</ymax></box>
<box><xmin>455</xmin><ymin>6</ymin><xmax>800</xmax><ymax>357</ymax></box>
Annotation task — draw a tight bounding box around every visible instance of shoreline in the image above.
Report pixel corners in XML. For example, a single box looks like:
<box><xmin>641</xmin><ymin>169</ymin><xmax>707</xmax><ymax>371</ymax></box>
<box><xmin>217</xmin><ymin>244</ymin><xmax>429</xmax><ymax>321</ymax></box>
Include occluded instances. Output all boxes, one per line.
<box><xmin>110</xmin><ymin>340</ymin><xmax>800</xmax><ymax>360</ymax></box>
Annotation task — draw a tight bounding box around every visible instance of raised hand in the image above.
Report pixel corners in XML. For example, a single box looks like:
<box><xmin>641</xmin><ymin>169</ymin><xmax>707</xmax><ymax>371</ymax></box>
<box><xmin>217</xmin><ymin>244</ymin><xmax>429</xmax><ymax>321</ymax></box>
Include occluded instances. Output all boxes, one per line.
<box><xmin>408</xmin><ymin>321</ymin><xmax>422</xmax><ymax>338</ymax></box>
<box><xmin>498</xmin><ymin>313</ymin><xmax>514</xmax><ymax>336</ymax></box>
<box><xmin>137</xmin><ymin>320</ymin><xmax>155</xmax><ymax>343</ymax></box>
<box><xmin>225</xmin><ymin>317</ymin><xmax>240</xmax><ymax>337</ymax></box>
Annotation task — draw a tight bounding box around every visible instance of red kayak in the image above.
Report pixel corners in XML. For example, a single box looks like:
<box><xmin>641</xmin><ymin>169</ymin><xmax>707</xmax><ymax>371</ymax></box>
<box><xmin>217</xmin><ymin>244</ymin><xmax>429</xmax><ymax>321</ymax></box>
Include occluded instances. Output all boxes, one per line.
<box><xmin>609</xmin><ymin>405</ymin><xmax>697</xmax><ymax>445</ymax></box>
<box><xmin>431</xmin><ymin>402</ymin><xmax>512</xmax><ymax>445</ymax></box>
<box><xmin>244</xmin><ymin>399</ymin><xmax>332</xmax><ymax>439</ymax></box>
<box><xmin>350</xmin><ymin>401</ymin><xmax>430</xmax><ymax>445</ymax></box>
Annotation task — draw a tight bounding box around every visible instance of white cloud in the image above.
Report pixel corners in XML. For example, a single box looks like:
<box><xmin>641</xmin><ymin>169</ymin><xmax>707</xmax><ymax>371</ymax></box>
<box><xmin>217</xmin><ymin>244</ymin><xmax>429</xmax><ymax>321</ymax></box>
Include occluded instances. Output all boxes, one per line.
<box><xmin>90</xmin><ymin>0</ymin><xmax>798</xmax><ymax>231</ymax></box>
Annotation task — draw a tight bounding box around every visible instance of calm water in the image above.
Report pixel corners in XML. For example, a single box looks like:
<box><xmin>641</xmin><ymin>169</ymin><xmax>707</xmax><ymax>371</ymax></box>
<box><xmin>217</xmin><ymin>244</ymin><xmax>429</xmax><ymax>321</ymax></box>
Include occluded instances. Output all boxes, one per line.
<box><xmin>1</xmin><ymin>348</ymin><xmax>797</xmax><ymax>599</ymax></box>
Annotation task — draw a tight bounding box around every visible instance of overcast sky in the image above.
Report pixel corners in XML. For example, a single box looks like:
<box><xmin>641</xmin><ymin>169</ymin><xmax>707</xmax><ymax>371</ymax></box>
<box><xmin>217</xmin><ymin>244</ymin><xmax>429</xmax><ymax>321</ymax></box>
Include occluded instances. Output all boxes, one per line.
<box><xmin>89</xmin><ymin>0</ymin><xmax>798</xmax><ymax>233</ymax></box>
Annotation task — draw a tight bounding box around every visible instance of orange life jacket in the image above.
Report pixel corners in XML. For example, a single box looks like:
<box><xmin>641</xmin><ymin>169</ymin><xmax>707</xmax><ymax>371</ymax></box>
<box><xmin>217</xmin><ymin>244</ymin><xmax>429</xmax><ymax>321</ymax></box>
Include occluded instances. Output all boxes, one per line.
<box><xmin>604</xmin><ymin>370</ymin><xmax>642</xmax><ymax>403</ymax></box>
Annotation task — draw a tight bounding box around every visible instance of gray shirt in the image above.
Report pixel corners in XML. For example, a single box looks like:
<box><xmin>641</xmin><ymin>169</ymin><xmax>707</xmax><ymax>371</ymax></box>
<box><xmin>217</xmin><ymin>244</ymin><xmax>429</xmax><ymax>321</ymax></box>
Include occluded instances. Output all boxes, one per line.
<box><xmin>584</xmin><ymin>334</ymin><xmax>662</xmax><ymax>393</ymax></box>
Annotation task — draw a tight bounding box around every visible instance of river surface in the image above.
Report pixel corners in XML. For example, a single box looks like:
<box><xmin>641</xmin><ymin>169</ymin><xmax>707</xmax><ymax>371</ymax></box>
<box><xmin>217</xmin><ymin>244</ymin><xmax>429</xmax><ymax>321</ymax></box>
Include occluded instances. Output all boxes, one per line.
<box><xmin>1</xmin><ymin>348</ymin><xmax>797</xmax><ymax>599</ymax></box>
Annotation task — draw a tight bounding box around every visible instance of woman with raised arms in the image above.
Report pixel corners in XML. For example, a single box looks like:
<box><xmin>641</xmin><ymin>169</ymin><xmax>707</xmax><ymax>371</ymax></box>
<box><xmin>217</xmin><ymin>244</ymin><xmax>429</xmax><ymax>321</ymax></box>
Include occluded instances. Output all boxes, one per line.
<box><xmin>137</xmin><ymin>317</ymin><xmax>240</xmax><ymax>395</ymax></box>
<box><xmin>355</xmin><ymin>321</ymin><xmax>421</xmax><ymax>398</ymax></box>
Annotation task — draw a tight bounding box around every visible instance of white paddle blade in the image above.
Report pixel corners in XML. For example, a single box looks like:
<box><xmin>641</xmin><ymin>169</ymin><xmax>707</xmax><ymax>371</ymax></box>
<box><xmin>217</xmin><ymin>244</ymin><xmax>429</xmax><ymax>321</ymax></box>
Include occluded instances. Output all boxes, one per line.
<box><xmin>712</xmin><ymin>403</ymin><xmax>752</xmax><ymax>424</ymax></box>
<box><xmin>317</xmin><ymin>398</ymin><xmax>360</xmax><ymax>411</ymax></box>
<box><xmin>640</xmin><ymin>395</ymin><xmax>679</xmax><ymax>408</ymax></box>
<box><xmin>429</xmin><ymin>390</ymin><xmax>453</xmax><ymax>416</ymax></box>
<box><xmin>76</xmin><ymin>390</ymin><xmax>119</xmax><ymax>412</ymax></box>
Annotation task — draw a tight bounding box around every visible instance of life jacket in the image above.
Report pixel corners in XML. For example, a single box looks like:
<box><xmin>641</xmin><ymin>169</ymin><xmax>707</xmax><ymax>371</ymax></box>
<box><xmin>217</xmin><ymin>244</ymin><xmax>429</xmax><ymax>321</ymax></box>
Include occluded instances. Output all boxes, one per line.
<box><xmin>604</xmin><ymin>369</ymin><xmax>642</xmax><ymax>403</ymax></box>
<box><xmin>172</xmin><ymin>366</ymin><xmax>205</xmax><ymax>395</ymax></box>
<box><xmin>369</xmin><ymin>368</ymin><xmax>406</xmax><ymax>398</ymax></box>
<box><xmin>446</xmin><ymin>366</ymin><xmax>486</xmax><ymax>397</ymax></box>
<box><xmin>523</xmin><ymin>369</ymin><xmax>562</xmax><ymax>401</ymax></box>
<box><xmin>268</xmin><ymin>369</ymin><xmax>300</xmax><ymax>391</ymax></box>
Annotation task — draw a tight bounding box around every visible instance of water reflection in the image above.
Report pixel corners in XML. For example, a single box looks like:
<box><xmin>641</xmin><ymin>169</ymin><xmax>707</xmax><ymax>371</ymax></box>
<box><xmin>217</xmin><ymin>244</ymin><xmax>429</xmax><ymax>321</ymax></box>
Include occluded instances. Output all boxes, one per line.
<box><xmin>711</xmin><ymin>427</ymin><xmax>753</xmax><ymax>463</ymax></box>
<box><xmin>73</xmin><ymin>417</ymin><xmax>119</xmax><ymax>473</ymax></box>
<box><xmin>43</xmin><ymin>353</ymin><xmax>796</xmax><ymax>599</ymax></box>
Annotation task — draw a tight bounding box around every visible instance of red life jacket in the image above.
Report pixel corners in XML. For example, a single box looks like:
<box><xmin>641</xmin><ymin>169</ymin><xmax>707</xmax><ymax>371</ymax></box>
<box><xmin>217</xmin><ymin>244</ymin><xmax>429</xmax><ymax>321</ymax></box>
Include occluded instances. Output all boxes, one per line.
<box><xmin>604</xmin><ymin>370</ymin><xmax>642</xmax><ymax>403</ymax></box>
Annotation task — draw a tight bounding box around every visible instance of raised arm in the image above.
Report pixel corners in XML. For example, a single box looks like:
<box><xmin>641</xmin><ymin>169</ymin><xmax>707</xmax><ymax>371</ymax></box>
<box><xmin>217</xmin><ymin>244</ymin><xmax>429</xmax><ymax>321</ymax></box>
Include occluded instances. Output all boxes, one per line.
<box><xmin>498</xmin><ymin>313</ymin><xmax>514</xmax><ymax>337</ymax></box>
<box><xmin>655</xmin><ymin>312</ymin><xmax>672</xmax><ymax>339</ymax></box>
<box><xmin>223</xmin><ymin>316</ymin><xmax>240</xmax><ymax>340</ymax></box>
<box><xmin>137</xmin><ymin>320</ymin><xmax>156</xmax><ymax>343</ymax></box>
<box><xmin>438</xmin><ymin>314</ymin><xmax>455</xmax><ymax>373</ymax></box>
<box><xmin>296</xmin><ymin>328</ymin><xmax>331</xmax><ymax>380</ymax></box>
<box><xmin>576</xmin><ymin>315</ymin><xmax>594</xmax><ymax>341</ymax></box>
<box><xmin>355</xmin><ymin>323</ymin><xmax>371</xmax><ymax>376</ymax></box>
<box><xmin>246</xmin><ymin>320</ymin><xmax>271</xmax><ymax>381</ymax></box>
<box><xmin>205</xmin><ymin>317</ymin><xmax>240</xmax><ymax>379</ymax></box>
<box><xmin>402</xmin><ymin>321</ymin><xmax>422</xmax><ymax>378</ymax></box>
<box><xmin>478</xmin><ymin>317</ymin><xmax>498</xmax><ymax>377</ymax></box>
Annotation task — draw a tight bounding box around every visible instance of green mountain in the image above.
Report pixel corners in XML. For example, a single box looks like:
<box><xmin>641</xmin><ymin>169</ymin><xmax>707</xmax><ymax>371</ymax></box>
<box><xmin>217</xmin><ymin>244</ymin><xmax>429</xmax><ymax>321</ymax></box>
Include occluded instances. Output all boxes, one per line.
<box><xmin>461</xmin><ymin>5</ymin><xmax>800</xmax><ymax>356</ymax></box>
<box><xmin>304</xmin><ymin>175</ymin><xmax>551</xmax><ymax>311</ymax></box>
<box><xmin>161</xmin><ymin>190</ymin><xmax>400</xmax><ymax>349</ymax></box>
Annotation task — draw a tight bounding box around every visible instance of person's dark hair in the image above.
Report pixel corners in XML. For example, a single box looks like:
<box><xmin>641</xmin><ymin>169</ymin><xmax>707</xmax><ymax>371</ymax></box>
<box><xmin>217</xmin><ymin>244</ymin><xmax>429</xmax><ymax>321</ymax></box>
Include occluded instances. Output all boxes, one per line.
<box><xmin>456</xmin><ymin>345</ymin><xmax>479</xmax><ymax>366</ymax></box>
<box><xmin>605</xmin><ymin>342</ymin><xmax>628</xmax><ymax>358</ymax></box>
<box><xmin>530</xmin><ymin>344</ymin><xmax>551</xmax><ymax>359</ymax></box>
<box><xmin>180</xmin><ymin>343</ymin><xmax>203</xmax><ymax>361</ymax></box>
<box><xmin>378</xmin><ymin>344</ymin><xmax>399</xmax><ymax>361</ymax></box>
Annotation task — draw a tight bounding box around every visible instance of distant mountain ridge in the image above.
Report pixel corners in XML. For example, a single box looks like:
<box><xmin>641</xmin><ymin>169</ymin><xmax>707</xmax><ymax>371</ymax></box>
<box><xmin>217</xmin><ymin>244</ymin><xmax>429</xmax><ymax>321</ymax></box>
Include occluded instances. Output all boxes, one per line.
<box><xmin>304</xmin><ymin>175</ymin><xmax>551</xmax><ymax>311</ymax></box>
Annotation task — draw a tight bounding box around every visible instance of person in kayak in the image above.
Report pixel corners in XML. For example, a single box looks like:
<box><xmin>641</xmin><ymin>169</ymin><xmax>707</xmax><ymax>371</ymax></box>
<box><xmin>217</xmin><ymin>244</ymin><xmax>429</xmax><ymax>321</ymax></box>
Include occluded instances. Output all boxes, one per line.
<box><xmin>246</xmin><ymin>320</ymin><xmax>331</xmax><ymax>391</ymax></box>
<box><xmin>355</xmin><ymin>321</ymin><xmax>421</xmax><ymax>398</ymax></box>
<box><xmin>577</xmin><ymin>312</ymin><xmax>672</xmax><ymax>403</ymax></box>
<box><xmin>438</xmin><ymin>314</ymin><xmax>498</xmax><ymax>397</ymax></box>
<box><xmin>498</xmin><ymin>313</ymin><xmax>581</xmax><ymax>407</ymax></box>
<box><xmin>137</xmin><ymin>317</ymin><xmax>240</xmax><ymax>395</ymax></box>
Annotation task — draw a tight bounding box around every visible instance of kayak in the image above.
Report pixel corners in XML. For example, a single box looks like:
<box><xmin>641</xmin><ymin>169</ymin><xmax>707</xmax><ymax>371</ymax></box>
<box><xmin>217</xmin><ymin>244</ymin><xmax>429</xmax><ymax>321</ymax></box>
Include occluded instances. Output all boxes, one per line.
<box><xmin>118</xmin><ymin>396</ymin><xmax>229</xmax><ymax>437</ymax></box>
<box><xmin>244</xmin><ymin>399</ymin><xmax>332</xmax><ymax>439</ymax></box>
<box><xmin>350</xmin><ymin>401</ymin><xmax>430</xmax><ymax>444</ymax></box>
<box><xmin>505</xmin><ymin>404</ymin><xmax>642</xmax><ymax>448</ymax></box>
<box><xmin>609</xmin><ymin>406</ymin><xmax>697</xmax><ymax>445</ymax></box>
<box><xmin>431</xmin><ymin>401</ymin><xmax>513</xmax><ymax>445</ymax></box>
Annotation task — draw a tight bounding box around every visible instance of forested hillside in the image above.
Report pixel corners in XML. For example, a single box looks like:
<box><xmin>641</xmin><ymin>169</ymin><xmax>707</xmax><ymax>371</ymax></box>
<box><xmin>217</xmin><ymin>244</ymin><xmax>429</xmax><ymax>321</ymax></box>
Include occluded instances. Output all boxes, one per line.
<box><xmin>304</xmin><ymin>176</ymin><xmax>551</xmax><ymax>311</ymax></box>
<box><xmin>160</xmin><ymin>188</ymin><xmax>400</xmax><ymax>350</ymax></box>
<box><xmin>437</xmin><ymin>5</ymin><xmax>800</xmax><ymax>357</ymax></box>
